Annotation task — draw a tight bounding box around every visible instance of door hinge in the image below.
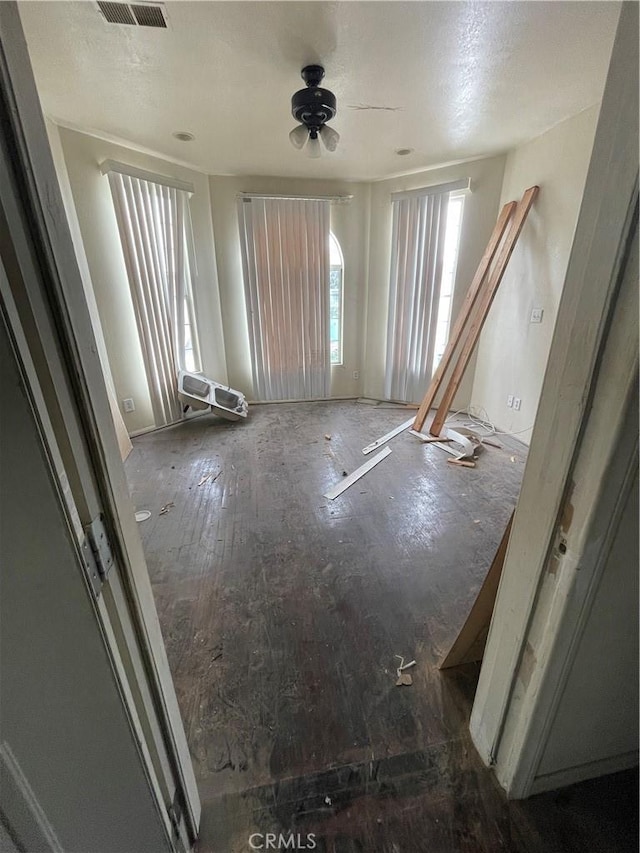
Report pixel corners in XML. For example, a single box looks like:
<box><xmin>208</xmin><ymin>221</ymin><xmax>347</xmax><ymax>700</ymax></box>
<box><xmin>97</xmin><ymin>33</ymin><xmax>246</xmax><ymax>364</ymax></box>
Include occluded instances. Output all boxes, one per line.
<box><xmin>81</xmin><ymin>514</ymin><xmax>114</xmax><ymax>598</ymax></box>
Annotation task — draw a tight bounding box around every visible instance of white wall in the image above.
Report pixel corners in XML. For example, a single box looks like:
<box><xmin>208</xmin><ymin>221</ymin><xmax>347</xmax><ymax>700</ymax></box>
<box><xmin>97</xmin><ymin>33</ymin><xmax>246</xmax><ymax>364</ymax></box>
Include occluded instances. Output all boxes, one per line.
<box><xmin>209</xmin><ymin>174</ymin><xmax>369</xmax><ymax>400</ymax></box>
<box><xmin>57</xmin><ymin>126</ymin><xmax>228</xmax><ymax>433</ymax></box>
<box><xmin>364</xmin><ymin>155</ymin><xmax>507</xmax><ymax>404</ymax></box>
<box><xmin>470</xmin><ymin>106</ymin><xmax>600</xmax><ymax>442</ymax></box>
<box><xmin>46</xmin><ymin>120</ymin><xmax>133</xmax><ymax>458</ymax></box>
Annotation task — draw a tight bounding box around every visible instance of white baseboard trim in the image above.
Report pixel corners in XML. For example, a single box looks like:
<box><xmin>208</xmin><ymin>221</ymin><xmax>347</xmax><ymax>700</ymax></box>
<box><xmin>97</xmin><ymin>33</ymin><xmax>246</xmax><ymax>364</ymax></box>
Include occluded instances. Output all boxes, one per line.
<box><xmin>129</xmin><ymin>409</ymin><xmax>209</xmax><ymax>438</ymax></box>
<box><xmin>529</xmin><ymin>750</ymin><xmax>639</xmax><ymax>796</ymax></box>
<box><xmin>247</xmin><ymin>396</ymin><xmax>358</xmax><ymax>405</ymax></box>
<box><xmin>129</xmin><ymin>398</ymin><xmax>363</xmax><ymax>437</ymax></box>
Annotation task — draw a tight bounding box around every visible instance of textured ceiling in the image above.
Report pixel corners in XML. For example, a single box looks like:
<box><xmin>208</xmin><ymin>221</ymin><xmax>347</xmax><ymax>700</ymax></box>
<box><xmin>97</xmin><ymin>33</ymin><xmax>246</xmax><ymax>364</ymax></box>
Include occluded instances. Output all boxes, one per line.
<box><xmin>19</xmin><ymin>1</ymin><xmax>619</xmax><ymax>180</ymax></box>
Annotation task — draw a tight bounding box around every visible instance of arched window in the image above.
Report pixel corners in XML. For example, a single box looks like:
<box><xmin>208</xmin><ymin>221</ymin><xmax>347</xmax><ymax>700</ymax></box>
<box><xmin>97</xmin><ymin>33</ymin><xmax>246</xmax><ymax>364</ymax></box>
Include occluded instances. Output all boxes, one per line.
<box><xmin>329</xmin><ymin>232</ymin><xmax>343</xmax><ymax>365</ymax></box>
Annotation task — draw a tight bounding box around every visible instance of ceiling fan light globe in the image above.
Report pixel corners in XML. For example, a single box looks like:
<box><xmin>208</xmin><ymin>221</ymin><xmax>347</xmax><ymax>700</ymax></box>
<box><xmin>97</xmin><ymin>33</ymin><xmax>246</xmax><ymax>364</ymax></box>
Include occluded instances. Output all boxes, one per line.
<box><xmin>306</xmin><ymin>134</ymin><xmax>322</xmax><ymax>159</ymax></box>
<box><xmin>289</xmin><ymin>124</ymin><xmax>308</xmax><ymax>149</ymax></box>
<box><xmin>320</xmin><ymin>125</ymin><xmax>340</xmax><ymax>152</ymax></box>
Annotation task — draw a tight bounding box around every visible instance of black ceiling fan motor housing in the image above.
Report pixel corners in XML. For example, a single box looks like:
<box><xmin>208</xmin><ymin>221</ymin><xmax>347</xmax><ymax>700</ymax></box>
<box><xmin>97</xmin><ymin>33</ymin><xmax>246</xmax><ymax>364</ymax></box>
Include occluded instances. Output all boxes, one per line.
<box><xmin>291</xmin><ymin>65</ymin><xmax>337</xmax><ymax>131</ymax></box>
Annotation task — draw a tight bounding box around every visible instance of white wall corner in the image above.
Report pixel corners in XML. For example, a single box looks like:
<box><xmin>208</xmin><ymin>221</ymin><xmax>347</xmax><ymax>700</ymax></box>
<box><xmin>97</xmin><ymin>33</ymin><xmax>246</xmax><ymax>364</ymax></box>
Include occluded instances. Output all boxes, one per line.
<box><xmin>469</xmin><ymin>106</ymin><xmax>601</xmax><ymax>443</ymax></box>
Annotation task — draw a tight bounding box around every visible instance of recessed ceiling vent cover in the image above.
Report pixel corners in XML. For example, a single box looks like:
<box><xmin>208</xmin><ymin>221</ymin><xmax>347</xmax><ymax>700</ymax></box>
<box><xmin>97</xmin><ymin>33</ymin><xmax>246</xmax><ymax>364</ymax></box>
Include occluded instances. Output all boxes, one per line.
<box><xmin>130</xmin><ymin>4</ymin><xmax>166</xmax><ymax>27</ymax></box>
<box><xmin>97</xmin><ymin>1</ymin><xmax>167</xmax><ymax>28</ymax></box>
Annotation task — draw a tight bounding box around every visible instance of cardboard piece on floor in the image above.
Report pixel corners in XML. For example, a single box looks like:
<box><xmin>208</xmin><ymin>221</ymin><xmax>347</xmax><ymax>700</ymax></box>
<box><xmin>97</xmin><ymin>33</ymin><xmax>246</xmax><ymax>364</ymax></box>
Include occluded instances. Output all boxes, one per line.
<box><xmin>439</xmin><ymin>512</ymin><xmax>514</xmax><ymax>669</ymax></box>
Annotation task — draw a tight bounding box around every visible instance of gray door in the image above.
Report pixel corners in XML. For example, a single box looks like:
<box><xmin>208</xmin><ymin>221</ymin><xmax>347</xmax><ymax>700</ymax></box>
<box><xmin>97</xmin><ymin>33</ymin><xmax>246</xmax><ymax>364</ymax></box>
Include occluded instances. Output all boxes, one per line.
<box><xmin>0</xmin><ymin>309</ymin><xmax>173</xmax><ymax>852</ymax></box>
<box><xmin>0</xmin><ymin>4</ymin><xmax>199</xmax><ymax>847</ymax></box>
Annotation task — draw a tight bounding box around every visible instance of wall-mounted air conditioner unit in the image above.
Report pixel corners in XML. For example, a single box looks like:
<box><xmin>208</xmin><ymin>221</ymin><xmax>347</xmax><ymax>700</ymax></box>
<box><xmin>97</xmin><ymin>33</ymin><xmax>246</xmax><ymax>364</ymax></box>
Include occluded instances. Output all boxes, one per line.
<box><xmin>178</xmin><ymin>371</ymin><xmax>249</xmax><ymax>423</ymax></box>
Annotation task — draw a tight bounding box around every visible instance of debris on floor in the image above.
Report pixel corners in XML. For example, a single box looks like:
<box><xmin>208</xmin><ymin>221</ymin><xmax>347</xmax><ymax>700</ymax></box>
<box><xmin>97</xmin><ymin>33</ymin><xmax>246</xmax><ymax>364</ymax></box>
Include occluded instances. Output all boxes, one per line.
<box><xmin>159</xmin><ymin>501</ymin><xmax>175</xmax><ymax>515</ymax></box>
<box><xmin>394</xmin><ymin>655</ymin><xmax>416</xmax><ymax>686</ymax></box>
<box><xmin>324</xmin><ymin>434</ymin><xmax>332</xmax><ymax>440</ymax></box>
<box><xmin>324</xmin><ymin>446</ymin><xmax>392</xmax><ymax>500</ymax></box>
<box><xmin>447</xmin><ymin>458</ymin><xmax>476</xmax><ymax>469</ymax></box>
<box><xmin>135</xmin><ymin>510</ymin><xmax>151</xmax><ymax>522</ymax></box>
<box><xmin>362</xmin><ymin>417</ymin><xmax>414</xmax><ymax>455</ymax></box>
<box><xmin>441</xmin><ymin>427</ymin><xmax>483</xmax><ymax>466</ymax></box>
<box><xmin>198</xmin><ymin>470</ymin><xmax>222</xmax><ymax>486</ymax></box>
<box><xmin>411</xmin><ymin>421</ymin><xmax>506</xmax><ymax>469</ymax></box>
<box><xmin>409</xmin><ymin>430</ymin><xmax>452</xmax><ymax>443</ymax></box>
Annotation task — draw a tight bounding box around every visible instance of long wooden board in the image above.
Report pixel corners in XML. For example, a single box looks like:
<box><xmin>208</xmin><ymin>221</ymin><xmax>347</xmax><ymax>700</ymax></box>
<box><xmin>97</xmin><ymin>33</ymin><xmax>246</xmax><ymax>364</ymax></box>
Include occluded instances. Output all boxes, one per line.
<box><xmin>412</xmin><ymin>201</ymin><xmax>518</xmax><ymax>433</ymax></box>
<box><xmin>324</xmin><ymin>446</ymin><xmax>392</xmax><ymax>500</ymax></box>
<box><xmin>430</xmin><ymin>186</ymin><xmax>539</xmax><ymax>436</ymax></box>
<box><xmin>439</xmin><ymin>513</ymin><xmax>513</xmax><ymax>669</ymax></box>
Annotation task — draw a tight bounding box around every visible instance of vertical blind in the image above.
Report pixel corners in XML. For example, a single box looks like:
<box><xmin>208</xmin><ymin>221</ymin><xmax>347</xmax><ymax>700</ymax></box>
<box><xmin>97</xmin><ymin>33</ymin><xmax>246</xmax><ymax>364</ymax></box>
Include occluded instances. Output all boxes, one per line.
<box><xmin>237</xmin><ymin>197</ymin><xmax>331</xmax><ymax>400</ymax></box>
<box><xmin>107</xmin><ymin>170</ymin><xmax>197</xmax><ymax>427</ymax></box>
<box><xmin>384</xmin><ymin>191</ymin><xmax>450</xmax><ymax>403</ymax></box>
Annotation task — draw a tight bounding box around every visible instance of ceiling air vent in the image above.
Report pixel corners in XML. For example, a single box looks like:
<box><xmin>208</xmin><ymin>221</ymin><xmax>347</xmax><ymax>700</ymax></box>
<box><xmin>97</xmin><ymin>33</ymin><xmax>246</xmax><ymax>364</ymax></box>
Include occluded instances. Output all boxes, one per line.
<box><xmin>97</xmin><ymin>2</ymin><xmax>135</xmax><ymax>24</ymax></box>
<box><xmin>97</xmin><ymin>1</ymin><xmax>167</xmax><ymax>28</ymax></box>
<box><xmin>130</xmin><ymin>4</ymin><xmax>166</xmax><ymax>28</ymax></box>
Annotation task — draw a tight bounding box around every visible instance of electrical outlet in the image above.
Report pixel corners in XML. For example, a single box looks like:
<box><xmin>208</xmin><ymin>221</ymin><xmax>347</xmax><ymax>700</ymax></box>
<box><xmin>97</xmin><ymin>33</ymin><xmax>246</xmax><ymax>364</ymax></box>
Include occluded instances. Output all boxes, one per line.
<box><xmin>507</xmin><ymin>395</ymin><xmax>514</xmax><ymax>408</ymax></box>
<box><xmin>352</xmin><ymin>370</ymin><xmax>360</xmax><ymax>380</ymax></box>
<box><xmin>122</xmin><ymin>398</ymin><xmax>135</xmax><ymax>413</ymax></box>
<box><xmin>530</xmin><ymin>307</ymin><xmax>544</xmax><ymax>324</ymax></box>
<box><xmin>513</xmin><ymin>397</ymin><xmax>522</xmax><ymax>411</ymax></box>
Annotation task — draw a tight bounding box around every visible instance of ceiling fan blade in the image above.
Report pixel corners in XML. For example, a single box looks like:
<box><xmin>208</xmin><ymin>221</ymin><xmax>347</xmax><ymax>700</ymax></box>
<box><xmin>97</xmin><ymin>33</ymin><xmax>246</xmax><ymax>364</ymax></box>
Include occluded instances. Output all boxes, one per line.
<box><xmin>320</xmin><ymin>124</ymin><xmax>339</xmax><ymax>152</ymax></box>
<box><xmin>289</xmin><ymin>124</ymin><xmax>308</xmax><ymax>149</ymax></box>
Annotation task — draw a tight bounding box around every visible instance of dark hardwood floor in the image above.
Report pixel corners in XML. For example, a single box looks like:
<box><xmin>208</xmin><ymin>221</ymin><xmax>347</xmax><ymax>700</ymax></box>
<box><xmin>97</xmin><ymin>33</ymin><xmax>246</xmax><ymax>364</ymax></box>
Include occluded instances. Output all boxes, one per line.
<box><xmin>125</xmin><ymin>401</ymin><xmax>637</xmax><ymax>852</ymax></box>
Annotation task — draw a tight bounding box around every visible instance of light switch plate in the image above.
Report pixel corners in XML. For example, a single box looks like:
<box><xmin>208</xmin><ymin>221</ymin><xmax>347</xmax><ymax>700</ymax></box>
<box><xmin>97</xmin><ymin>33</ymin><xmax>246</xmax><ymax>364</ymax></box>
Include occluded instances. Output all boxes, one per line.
<box><xmin>530</xmin><ymin>307</ymin><xmax>544</xmax><ymax>324</ymax></box>
<box><xmin>123</xmin><ymin>398</ymin><xmax>135</xmax><ymax>413</ymax></box>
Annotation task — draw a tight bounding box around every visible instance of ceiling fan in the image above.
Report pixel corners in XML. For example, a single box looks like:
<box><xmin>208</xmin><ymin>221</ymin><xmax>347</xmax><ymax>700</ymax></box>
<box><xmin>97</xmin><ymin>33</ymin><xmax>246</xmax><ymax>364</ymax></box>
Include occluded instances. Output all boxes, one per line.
<box><xmin>289</xmin><ymin>65</ymin><xmax>339</xmax><ymax>158</ymax></box>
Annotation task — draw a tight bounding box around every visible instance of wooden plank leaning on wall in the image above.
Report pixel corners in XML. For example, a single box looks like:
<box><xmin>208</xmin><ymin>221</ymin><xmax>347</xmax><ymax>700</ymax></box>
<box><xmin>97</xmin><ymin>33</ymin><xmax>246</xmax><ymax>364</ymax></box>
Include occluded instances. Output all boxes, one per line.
<box><xmin>412</xmin><ymin>200</ymin><xmax>517</xmax><ymax>433</ymax></box>
<box><xmin>439</xmin><ymin>512</ymin><xmax>514</xmax><ymax>669</ymax></box>
<box><xmin>428</xmin><ymin>187</ymin><xmax>539</xmax><ymax>436</ymax></box>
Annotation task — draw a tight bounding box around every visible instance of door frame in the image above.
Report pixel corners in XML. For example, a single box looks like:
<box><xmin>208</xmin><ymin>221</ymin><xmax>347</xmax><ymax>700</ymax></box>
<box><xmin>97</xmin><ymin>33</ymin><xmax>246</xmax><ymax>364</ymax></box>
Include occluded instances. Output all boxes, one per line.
<box><xmin>469</xmin><ymin>0</ymin><xmax>638</xmax><ymax>797</ymax></box>
<box><xmin>0</xmin><ymin>4</ymin><xmax>199</xmax><ymax>846</ymax></box>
